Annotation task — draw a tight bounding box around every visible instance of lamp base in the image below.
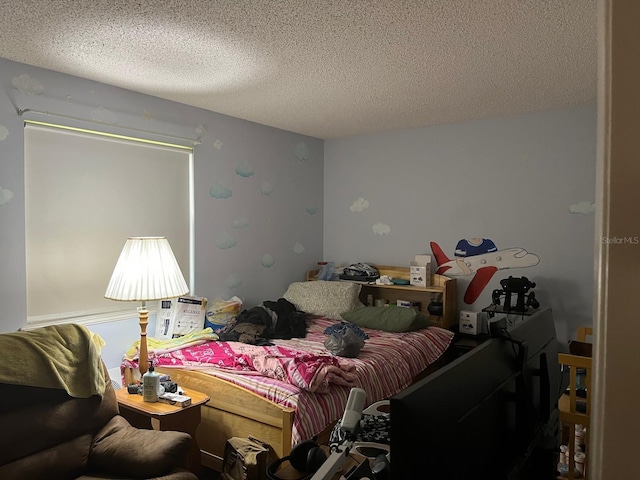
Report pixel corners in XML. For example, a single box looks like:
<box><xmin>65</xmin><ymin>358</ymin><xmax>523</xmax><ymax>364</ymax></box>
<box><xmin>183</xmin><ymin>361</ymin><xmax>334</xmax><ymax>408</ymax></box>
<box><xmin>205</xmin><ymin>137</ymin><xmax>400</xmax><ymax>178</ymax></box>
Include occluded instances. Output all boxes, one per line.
<box><xmin>138</xmin><ymin>308</ymin><xmax>149</xmax><ymax>376</ymax></box>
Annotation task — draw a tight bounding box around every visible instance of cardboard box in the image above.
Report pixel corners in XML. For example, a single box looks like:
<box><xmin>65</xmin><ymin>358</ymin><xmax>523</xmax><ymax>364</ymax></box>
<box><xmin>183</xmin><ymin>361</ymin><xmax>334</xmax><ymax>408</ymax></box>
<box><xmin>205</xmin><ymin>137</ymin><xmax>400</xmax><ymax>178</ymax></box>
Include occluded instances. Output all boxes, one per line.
<box><xmin>459</xmin><ymin>310</ymin><xmax>487</xmax><ymax>335</ymax></box>
<box><xmin>414</xmin><ymin>254</ymin><xmax>432</xmax><ymax>265</ymax></box>
<box><xmin>410</xmin><ymin>263</ymin><xmax>429</xmax><ymax>287</ymax></box>
<box><xmin>158</xmin><ymin>392</ymin><xmax>192</xmax><ymax>407</ymax></box>
<box><xmin>156</xmin><ymin>295</ymin><xmax>208</xmax><ymax>339</ymax></box>
<box><xmin>411</xmin><ymin>255</ymin><xmax>432</xmax><ymax>287</ymax></box>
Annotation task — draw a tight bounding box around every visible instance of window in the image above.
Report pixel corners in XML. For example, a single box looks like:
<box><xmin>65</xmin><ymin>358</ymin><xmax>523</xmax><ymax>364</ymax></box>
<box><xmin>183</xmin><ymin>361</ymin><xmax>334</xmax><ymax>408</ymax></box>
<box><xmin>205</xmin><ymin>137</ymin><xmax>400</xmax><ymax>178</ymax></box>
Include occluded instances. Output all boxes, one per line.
<box><xmin>24</xmin><ymin>121</ymin><xmax>194</xmax><ymax>326</ymax></box>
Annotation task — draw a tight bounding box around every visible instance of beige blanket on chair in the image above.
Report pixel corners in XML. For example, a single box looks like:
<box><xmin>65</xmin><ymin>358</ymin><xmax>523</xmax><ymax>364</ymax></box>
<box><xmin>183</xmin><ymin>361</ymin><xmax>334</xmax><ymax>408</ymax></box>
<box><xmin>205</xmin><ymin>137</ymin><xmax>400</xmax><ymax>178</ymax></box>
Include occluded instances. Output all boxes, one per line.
<box><xmin>0</xmin><ymin>323</ymin><xmax>106</xmax><ymax>398</ymax></box>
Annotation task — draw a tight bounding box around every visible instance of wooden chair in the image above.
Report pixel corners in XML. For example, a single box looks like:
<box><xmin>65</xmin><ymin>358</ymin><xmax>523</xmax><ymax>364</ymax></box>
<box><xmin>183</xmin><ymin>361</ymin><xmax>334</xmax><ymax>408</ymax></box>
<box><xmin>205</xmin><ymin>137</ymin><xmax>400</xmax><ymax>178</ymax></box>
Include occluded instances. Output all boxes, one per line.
<box><xmin>558</xmin><ymin>327</ymin><xmax>593</xmax><ymax>479</ymax></box>
<box><xmin>577</xmin><ymin>326</ymin><xmax>593</xmax><ymax>343</ymax></box>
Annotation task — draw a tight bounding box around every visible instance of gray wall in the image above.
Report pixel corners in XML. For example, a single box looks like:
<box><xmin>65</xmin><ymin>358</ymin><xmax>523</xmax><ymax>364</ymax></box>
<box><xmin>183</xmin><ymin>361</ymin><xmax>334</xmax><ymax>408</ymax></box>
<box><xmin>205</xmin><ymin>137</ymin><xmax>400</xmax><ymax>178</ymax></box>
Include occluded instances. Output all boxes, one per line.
<box><xmin>323</xmin><ymin>106</ymin><xmax>596</xmax><ymax>342</ymax></box>
<box><xmin>0</xmin><ymin>57</ymin><xmax>323</xmax><ymax>369</ymax></box>
<box><xmin>0</xmin><ymin>55</ymin><xmax>596</xmax><ymax>367</ymax></box>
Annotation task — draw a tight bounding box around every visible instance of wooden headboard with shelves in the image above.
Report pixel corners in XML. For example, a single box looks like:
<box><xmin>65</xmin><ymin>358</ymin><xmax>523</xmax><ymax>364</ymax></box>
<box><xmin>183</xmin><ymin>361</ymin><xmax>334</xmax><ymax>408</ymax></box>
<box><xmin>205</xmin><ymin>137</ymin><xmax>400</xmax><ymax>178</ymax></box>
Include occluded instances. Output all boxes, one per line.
<box><xmin>307</xmin><ymin>265</ymin><xmax>457</xmax><ymax>329</ymax></box>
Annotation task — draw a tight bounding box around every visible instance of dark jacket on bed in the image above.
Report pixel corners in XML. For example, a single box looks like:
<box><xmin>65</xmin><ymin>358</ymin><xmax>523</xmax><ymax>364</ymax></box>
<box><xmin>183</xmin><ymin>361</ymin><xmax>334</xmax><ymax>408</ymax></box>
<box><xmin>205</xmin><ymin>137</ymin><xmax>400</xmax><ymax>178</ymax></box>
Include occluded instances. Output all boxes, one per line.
<box><xmin>219</xmin><ymin>298</ymin><xmax>307</xmax><ymax>345</ymax></box>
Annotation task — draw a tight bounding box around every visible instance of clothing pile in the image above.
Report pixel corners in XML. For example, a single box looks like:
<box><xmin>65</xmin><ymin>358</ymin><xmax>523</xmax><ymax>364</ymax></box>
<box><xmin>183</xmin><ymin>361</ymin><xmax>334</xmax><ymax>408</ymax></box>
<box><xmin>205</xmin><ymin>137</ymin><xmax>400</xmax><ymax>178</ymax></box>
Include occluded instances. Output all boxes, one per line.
<box><xmin>339</xmin><ymin>263</ymin><xmax>380</xmax><ymax>282</ymax></box>
<box><xmin>218</xmin><ymin>298</ymin><xmax>307</xmax><ymax>345</ymax></box>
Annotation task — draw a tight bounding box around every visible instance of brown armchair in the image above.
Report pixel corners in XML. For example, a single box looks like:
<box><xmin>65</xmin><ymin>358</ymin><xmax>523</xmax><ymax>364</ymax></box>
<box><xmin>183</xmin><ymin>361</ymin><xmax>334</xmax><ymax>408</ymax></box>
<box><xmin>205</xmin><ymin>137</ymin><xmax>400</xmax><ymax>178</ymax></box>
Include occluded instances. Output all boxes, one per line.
<box><xmin>0</xmin><ymin>324</ymin><xmax>198</xmax><ymax>480</ymax></box>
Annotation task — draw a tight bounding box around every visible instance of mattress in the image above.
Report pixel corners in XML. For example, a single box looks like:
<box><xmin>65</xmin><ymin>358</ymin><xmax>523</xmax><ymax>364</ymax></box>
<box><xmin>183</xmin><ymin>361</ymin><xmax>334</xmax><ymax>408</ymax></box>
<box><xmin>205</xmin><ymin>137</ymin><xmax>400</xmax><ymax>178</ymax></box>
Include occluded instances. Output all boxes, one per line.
<box><xmin>128</xmin><ymin>316</ymin><xmax>454</xmax><ymax>445</ymax></box>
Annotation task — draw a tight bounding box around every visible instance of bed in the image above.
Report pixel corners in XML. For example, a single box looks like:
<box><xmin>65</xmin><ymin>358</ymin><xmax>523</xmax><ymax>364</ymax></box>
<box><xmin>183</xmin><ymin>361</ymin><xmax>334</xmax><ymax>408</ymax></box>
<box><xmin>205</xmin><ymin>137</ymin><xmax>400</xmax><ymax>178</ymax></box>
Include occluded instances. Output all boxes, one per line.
<box><xmin>122</xmin><ymin>270</ymin><xmax>455</xmax><ymax>472</ymax></box>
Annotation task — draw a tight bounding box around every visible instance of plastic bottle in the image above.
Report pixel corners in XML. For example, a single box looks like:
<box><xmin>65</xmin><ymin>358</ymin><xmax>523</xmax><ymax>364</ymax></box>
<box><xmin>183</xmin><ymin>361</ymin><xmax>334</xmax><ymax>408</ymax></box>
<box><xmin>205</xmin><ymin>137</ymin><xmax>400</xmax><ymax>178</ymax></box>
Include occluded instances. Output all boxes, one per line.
<box><xmin>142</xmin><ymin>362</ymin><xmax>160</xmax><ymax>403</ymax></box>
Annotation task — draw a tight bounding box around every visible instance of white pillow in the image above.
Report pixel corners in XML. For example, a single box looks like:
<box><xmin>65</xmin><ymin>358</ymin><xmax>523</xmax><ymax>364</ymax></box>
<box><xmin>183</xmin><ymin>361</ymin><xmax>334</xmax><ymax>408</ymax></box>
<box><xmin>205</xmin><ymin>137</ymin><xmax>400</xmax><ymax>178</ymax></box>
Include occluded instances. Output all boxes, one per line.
<box><xmin>283</xmin><ymin>281</ymin><xmax>363</xmax><ymax>319</ymax></box>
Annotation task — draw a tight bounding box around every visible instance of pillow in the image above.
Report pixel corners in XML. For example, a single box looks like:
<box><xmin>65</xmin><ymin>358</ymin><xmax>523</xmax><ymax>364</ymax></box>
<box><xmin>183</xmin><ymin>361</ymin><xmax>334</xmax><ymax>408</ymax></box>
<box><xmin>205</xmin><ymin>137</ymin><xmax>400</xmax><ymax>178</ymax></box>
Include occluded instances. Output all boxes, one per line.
<box><xmin>283</xmin><ymin>281</ymin><xmax>363</xmax><ymax>319</ymax></box>
<box><xmin>340</xmin><ymin>306</ymin><xmax>431</xmax><ymax>333</ymax></box>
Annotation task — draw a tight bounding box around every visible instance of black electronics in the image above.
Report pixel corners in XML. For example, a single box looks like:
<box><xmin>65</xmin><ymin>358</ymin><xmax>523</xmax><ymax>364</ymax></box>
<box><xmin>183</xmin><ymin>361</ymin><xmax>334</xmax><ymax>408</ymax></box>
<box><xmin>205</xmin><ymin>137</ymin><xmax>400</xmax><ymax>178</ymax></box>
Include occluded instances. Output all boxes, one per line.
<box><xmin>390</xmin><ymin>308</ymin><xmax>560</xmax><ymax>479</ymax></box>
<box><xmin>127</xmin><ymin>381</ymin><xmax>179</xmax><ymax>395</ymax></box>
<box><xmin>265</xmin><ymin>438</ymin><xmax>326</xmax><ymax>480</ymax></box>
<box><xmin>491</xmin><ymin>276</ymin><xmax>540</xmax><ymax>314</ymax></box>
<box><xmin>161</xmin><ymin>381</ymin><xmax>178</xmax><ymax>393</ymax></box>
<box><xmin>267</xmin><ymin>387</ymin><xmax>368</xmax><ymax>480</ymax></box>
<box><xmin>126</xmin><ymin>383</ymin><xmax>140</xmax><ymax>394</ymax></box>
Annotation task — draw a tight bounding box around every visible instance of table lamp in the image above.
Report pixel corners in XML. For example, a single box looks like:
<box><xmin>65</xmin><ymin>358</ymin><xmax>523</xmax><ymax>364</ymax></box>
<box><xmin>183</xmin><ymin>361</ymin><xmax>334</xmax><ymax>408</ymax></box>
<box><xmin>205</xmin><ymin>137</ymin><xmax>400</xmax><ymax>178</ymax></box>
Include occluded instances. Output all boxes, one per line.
<box><xmin>105</xmin><ymin>237</ymin><xmax>189</xmax><ymax>376</ymax></box>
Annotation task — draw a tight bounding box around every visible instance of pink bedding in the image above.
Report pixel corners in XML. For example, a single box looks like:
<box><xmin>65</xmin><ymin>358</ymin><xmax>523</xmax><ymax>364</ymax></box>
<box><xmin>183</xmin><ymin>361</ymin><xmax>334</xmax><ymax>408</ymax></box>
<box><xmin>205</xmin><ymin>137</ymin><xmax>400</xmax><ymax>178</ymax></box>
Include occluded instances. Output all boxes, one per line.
<box><xmin>134</xmin><ymin>341</ymin><xmax>357</xmax><ymax>393</ymax></box>
<box><xmin>123</xmin><ymin>316</ymin><xmax>454</xmax><ymax>446</ymax></box>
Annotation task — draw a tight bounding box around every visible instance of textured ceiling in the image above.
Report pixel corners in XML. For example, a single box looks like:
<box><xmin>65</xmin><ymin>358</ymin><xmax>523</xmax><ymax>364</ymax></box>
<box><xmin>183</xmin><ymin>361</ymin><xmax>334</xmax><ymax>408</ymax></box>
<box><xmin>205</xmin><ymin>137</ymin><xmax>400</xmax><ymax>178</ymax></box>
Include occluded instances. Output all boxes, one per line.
<box><xmin>0</xmin><ymin>0</ymin><xmax>597</xmax><ymax>139</ymax></box>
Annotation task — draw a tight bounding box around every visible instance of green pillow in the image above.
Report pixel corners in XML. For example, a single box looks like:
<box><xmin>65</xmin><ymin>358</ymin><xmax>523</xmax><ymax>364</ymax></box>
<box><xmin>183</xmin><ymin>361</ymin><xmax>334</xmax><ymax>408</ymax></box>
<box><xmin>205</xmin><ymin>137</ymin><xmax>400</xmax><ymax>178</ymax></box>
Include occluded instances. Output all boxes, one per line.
<box><xmin>340</xmin><ymin>306</ymin><xmax>431</xmax><ymax>333</ymax></box>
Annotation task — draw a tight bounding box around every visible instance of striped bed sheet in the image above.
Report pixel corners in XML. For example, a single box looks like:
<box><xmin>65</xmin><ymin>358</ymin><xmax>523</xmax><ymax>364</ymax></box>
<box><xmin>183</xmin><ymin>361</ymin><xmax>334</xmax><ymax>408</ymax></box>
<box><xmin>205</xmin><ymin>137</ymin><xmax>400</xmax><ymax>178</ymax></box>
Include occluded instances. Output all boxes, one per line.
<box><xmin>187</xmin><ymin>316</ymin><xmax>454</xmax><ymax>446</ymax></box>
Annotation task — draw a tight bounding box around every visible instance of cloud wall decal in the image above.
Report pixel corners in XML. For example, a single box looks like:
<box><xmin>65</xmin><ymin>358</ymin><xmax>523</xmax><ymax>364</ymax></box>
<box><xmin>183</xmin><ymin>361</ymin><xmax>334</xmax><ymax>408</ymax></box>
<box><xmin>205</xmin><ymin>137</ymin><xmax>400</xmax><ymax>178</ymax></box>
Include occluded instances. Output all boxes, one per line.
<box><xmin>373</xmin><ymin>222</ymin><xmax>391</xmax><ymax>236</ymax></box>
<box><xmin>260</xmin><ymin>182</ymin><xmax>274</xmax><ymax>195</ymax></box>
<box><xmin>195</xmin><ymin>124</ymin><xmax>207</xmax><ymax>138</ymax></box>
<box><xmin>0</xmin><ymin>187</ymin><xmax>14</xmax><ymax>206</ymax></box>
<box><xmin>569</xmin><ymin>201</ymin><xmax>596</xmax><ymax>215</ymax></box>
<box><xmin>231</xmin><ymin>217</ymin><xmax>250</xmax><ymax>229</ymax></box>
<box><xmin>215</xmin><ymin>231</ymin><xmax>237</xmax><ymax>249</ymax></box>
<box><xmin>235</xmin><ymin>162</ymin><xmax>255</xmax><ymax>177</ymax></box>
<box><xmin>210</xmin><ymin>183</ymin><xmax>232</xmax><ymax>199</ymax></box>
<box><xmin>225</xmin><ymin>274</ymin><xmax>242</xmax><ymax>288</ymax></box>
<box><xmin>261</xmin><ymin>254</ymin><xmax>275</xmax><ymax>268</ymax></box>
<box><xmin>350</xmin><ymin>197</ymin><xmax>370</xmax><ymax>212</ymax></box>
<box><xmin>12</xmin><ymin>74</ymin><xmax>43</xmax><ymax>95</ymax></box>
<box><xmin>294</xmin><ymin>142</ymin><xmax>310</xmax><ymax>161</ymax></box>
<box><xmin>91</xmin><ymin>106</ymin><xmax>118</xmax><ymax>124</ymax></box>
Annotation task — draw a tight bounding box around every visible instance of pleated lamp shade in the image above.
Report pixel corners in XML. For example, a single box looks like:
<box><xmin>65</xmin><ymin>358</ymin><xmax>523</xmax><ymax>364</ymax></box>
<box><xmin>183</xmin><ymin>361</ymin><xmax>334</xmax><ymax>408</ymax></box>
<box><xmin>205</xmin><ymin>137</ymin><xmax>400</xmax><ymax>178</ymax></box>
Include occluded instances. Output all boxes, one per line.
<box><xmin>105</xmin><ymin>237</ymin><xmax>189</xmax><ymax>302</ymax></box>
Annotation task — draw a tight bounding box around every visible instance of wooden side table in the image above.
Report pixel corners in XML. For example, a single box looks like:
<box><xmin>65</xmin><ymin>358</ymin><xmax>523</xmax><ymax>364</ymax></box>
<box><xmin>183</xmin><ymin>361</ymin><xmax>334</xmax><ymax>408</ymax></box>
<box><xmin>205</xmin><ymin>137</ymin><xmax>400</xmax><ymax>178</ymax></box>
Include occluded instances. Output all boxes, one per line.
<box><xmin>115</xmin><ymin>387</ymin><xmax>210</xmax><ymax>476</ymax></box>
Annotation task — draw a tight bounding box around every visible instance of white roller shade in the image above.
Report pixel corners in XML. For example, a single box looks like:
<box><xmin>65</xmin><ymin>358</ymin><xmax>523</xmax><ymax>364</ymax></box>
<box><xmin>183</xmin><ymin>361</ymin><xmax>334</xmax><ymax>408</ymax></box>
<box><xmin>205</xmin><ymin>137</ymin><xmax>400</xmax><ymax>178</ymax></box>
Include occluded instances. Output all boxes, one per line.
<box><xmin>24</xmin><ymin>122</ymin><xmax>192</xmax><ymax>323</ymax></box>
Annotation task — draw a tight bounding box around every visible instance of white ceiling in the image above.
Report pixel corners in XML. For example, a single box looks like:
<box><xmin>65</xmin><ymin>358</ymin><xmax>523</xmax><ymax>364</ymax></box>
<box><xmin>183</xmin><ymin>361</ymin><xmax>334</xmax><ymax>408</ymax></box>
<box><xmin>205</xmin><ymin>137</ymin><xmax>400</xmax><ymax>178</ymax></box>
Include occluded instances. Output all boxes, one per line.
<box><xmin>0</xmin><ymin>1</ymin><xmax>597</xmax><ymax>139</ymax></box>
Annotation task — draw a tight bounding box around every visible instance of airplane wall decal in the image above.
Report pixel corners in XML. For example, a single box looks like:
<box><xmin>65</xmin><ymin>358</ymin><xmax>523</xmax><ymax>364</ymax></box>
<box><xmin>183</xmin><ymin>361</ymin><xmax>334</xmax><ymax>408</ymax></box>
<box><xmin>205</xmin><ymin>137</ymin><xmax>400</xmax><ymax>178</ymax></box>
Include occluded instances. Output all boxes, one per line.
<box><xmin>430</xmin><ymin>241</ymin><xmax>540</xmax><ymax>304</ymax></box>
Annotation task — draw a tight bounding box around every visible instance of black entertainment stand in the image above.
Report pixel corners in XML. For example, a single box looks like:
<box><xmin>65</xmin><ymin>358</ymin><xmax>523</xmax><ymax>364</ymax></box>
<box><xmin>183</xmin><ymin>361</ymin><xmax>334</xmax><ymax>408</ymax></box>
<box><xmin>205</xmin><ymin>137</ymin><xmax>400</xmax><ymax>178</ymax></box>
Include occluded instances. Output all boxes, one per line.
<box><xmin>444</xmin><ymin>326</ymin><xmax>490</xmax><ymax>363</ymax></box>
<box><xmin>391</xmin><ymin>308</ymin><xmax>560</xmax><ymax>479</ymax></box>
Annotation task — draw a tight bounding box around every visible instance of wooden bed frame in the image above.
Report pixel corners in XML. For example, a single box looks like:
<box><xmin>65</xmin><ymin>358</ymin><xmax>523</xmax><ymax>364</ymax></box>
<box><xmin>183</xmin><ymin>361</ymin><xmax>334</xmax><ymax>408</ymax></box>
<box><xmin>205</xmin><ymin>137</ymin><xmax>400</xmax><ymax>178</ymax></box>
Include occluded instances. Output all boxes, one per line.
<box><xmin>124</xmin><ymin>361</ymin><xmax>445</xmax><ymax>472</ymax></box>
<box><xmin>123</xmin><ymin>364</ymin><xmax>297</xmax><ymax>471</ymax></box>
<box><xmin>122</xmin><ymin>266</ymin><xmax>456</xmax><ymax>472</ymax></box>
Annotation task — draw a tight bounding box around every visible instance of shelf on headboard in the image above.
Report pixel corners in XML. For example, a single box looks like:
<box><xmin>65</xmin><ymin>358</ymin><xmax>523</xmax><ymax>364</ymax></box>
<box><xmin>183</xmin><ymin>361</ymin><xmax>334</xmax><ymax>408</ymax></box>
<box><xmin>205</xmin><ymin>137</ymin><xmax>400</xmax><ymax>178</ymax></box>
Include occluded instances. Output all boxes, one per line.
<box><xmin>306</xmin><ymin>265</ymin><xmax>457</xmax><ymax>330</ymax></box>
